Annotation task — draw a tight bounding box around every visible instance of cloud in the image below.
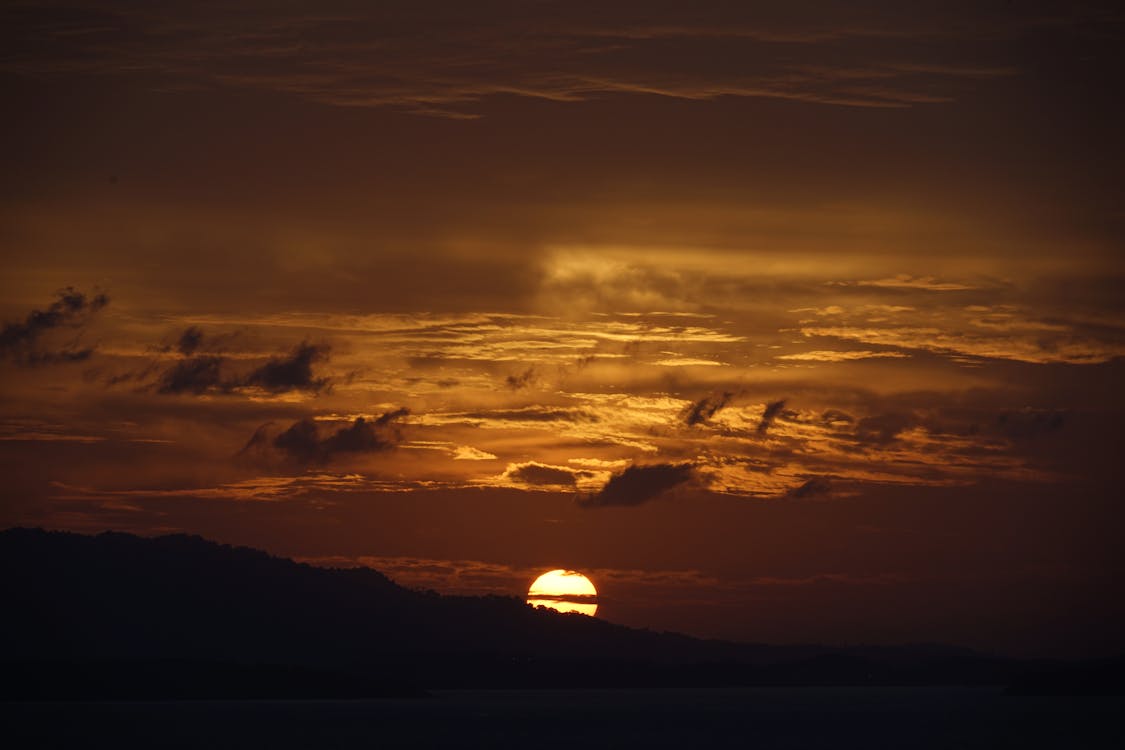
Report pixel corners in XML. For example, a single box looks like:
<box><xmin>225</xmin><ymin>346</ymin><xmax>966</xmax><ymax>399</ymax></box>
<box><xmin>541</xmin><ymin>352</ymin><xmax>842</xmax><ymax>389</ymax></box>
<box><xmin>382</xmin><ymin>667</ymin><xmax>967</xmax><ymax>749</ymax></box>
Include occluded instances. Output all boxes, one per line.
<box><xmin>854</xmin><ymin>413</ymin><xmax>915</xmax><ymax>444</ymax></box>
<box><xmin>503</xmin><ymin>462</ymin><xmax>583</xmax><ymax>488</ymax></box>
<box><xmin>855</xmin><ymin>274</ymin><xmax>976</xmax><ymax>291</ymax></box>
<box><xmin>453</xmin><ymin>445</ymin><xmax>498</xmax><ymax>461</ymax></box>
<box><xmin>683</xmin><ymin>391</ymin><xmax>734</xmax><ymax>426</ymax></box>
<box><xmin>176</xmin><ymin>326</ymin><xmax>204</xmax><ymax>356</ymax></box>
<box><xmin>505</xmin><ymin>367</ymin><xmax>536</xmax><ymax>390</ymax></box>
<box><xmin>244</xmin><ymin>342</ymin><xmax>330</xmax><ymax>393</ymax></box>
<box><xmin>0</xmin><ymin>3</ymin><xmax>1036</xmax><ymax>118</ymax></box>
<box><xmin>50</xmin><ymin>473</ymin><xmax>405</xmax><ymax>504</ymax></box>
<box><xmin>653</xmin><ymin>358</ymin><xmax>728</xmax><ymax>367</ymax></box>
<box><xmin>145</xmin><ymin>335</ymin><xmax>331</xmax><ymax>396</ymax></box>
<box><xmin>994</xmin><ymin>409</ymin><xmax>1066</xmax><ymax>440</ymax></box>
<box><xmin>319</xmin><ymin>416</ymin><xmax>399</xmax><ymax>454</ymax></box>
<box><xmin>156</xmin><ymin>355</ymin><xmax>227</xmax><ymax>395</ymax></box>
<box><xmin>0</xmin><ymin>287</ymin><xmax>109</xmax><ymax>366</ymax></box>
<box><xmin>20</xmin><ymin>348</ymin><xmax>98</xmax><ymax>366</ymax></box>
<box><xmin>757</xmin><ymin>399</ymin><xmax>787</xmax><ymax>434</ymax></box>
<box><xmin>372</xmin><ymin>406</ymin><xmax>411</xmax><ymax>426</ymax></box>
<box><xmin>790</xmin><ymin>300</ymin><xmax>1125</xmax><ymax>366</ymax></box>
<box><xmin>579</xmin><ymin>462</ymin><xmax>694</xmax><ymax>509</ymax></box>
<box><xmin>786</xmin><ymin>477</ymin><xmax>832</xmax><ymax>499</ymax></box>
<box><xmin>239</xmin><ymin>408</ymin><xmax>409</xmax><ymax>466</ymax></box>
<box><xmin>821</xmin><ymin>409</ymin><xmax>856</xmax><ymax>426</ymax></box>
<box><xmin>798</xmin><ymin>318</ymin><xmax>1125</xmax><ymax>365</ymax></box>
<box><xmin>776</xmin><ymin>350</ymin><xmax>909</xmax><ymax>362</ymax></box>
<box><xmin>429</xmin><ymin>406</ymin><xmax>600</xmax><ymax>426</ymax></box>
<box><xmin>568</xmin><ymin>457</ymin><xmax>629</xmax><ymax>470</ymax></box>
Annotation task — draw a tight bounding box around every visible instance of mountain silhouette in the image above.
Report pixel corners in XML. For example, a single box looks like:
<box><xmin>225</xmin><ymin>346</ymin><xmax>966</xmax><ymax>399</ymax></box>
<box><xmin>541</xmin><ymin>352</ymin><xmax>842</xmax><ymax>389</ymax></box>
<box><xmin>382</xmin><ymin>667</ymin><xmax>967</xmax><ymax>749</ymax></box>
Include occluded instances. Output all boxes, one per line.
<box><xmin>2</xmin><ymin>527</ymin><xmax>1118</xmax><ymax>697</ymax></box>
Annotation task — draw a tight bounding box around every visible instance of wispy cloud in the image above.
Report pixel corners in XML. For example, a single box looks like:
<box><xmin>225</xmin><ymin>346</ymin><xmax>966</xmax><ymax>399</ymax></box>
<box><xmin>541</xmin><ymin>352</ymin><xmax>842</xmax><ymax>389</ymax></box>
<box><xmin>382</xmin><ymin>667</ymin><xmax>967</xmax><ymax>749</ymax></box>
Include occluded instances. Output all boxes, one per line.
<box><xmin>800</xmin><ymin>324</ymin><xmax>1125</xmax><ymax>364</ymax></box>
<box><xmin>0</xmin><ymin>2</ymin><xmax>1033</xmax><ymax>118</ymax></box>
<box><xmin>798</xmin><ymin>304</ymin><xmax>1125</xmax><ymax>365</ymax></box>
<box><xmin>854</xmin><ymin>274</ymin><xmax>976</xmax><ymax>291</ymax></box>
<box><xmin>49</xmin><ymin>473</ymin><xmax>414</xmax><ymax>503</ymax></box>
<box><xmin>683</xmin><ymin>391</ymin><xmax>735</xmax><ymax>426</ymax></box>
<box><xmin>0</xmin><ymin>287</ymin><xmax>109</xmax><ymax>366</ymax></box>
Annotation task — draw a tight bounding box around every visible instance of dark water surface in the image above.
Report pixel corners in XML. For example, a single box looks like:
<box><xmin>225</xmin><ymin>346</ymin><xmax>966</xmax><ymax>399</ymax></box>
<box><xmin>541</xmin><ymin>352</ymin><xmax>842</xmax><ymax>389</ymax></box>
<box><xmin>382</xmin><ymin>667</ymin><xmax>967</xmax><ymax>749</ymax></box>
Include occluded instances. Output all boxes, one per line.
<box><xmin>5</xmin><ymin>687</ymin><xmax>1123</xmax><ymax>748</ymax></box>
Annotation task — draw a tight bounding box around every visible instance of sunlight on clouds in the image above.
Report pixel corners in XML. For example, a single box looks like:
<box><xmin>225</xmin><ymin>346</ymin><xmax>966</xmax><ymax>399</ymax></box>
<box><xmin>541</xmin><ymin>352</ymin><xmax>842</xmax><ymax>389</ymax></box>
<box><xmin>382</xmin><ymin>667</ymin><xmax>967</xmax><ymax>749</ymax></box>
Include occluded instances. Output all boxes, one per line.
<box><xmin>453</xmin><ymin>445</ymin><xmax>499</xmax><ymax>461</ymax></box>
<box><xmin>402</xmin><ymin>440</ymin><xmax>499</xmax><ymax>462</ymax></box>
<box><xmin>776</xmin><ymin>350</ymin><xmax>910</xmax><ymax>362</ymax></box>
<box><xmin>800</xmin><ymin>325</ymin><xmax>1125</xmax><ymax>364</ymax></box>
<box><xmin>493</xmin><ymin>461</ymin><xmax>611</xmax><ymax>492</ymax></box>
<box><xmin>48</xmin><ymin>474</ymin><xmax>419</xmax><ymax>503</ymax></box>
<box><xmin>853</xmin><ymin>275</ymin><xmax>977</xmax><ymax>291</ymax></box>
<box><xmin>568</xmin><ymin>457</ymin><xmax>631</xmax><ymax>470</ymax></box>
<box><xmin>11</xmin><ymin>245</ymin><xmax>1118</xmax><ymax>512</ymax></box>
<box><xmin>652</xmin><ymin>357</ymin><xmax>729</xmax><ymax>367</ymax></box>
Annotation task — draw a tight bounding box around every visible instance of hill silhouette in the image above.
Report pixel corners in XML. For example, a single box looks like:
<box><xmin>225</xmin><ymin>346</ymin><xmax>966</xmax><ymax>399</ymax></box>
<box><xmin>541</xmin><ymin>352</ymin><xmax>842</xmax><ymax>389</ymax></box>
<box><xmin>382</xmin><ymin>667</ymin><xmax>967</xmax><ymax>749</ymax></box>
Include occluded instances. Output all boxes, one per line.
<box><xmin>1</xmin><ymin>528</ymin><xmax>1117</xmax><ymax>697</ymax></box>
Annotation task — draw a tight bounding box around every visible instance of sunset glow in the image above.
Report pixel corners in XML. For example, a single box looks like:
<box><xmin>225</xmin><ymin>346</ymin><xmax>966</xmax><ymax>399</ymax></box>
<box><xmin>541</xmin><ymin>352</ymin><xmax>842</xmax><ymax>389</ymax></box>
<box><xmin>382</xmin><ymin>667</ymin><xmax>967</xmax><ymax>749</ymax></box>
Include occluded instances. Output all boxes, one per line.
<box><xmin>1</xmin><ymin>0</ymin><xmax>1122</xmax><ymax>660</ymax></box>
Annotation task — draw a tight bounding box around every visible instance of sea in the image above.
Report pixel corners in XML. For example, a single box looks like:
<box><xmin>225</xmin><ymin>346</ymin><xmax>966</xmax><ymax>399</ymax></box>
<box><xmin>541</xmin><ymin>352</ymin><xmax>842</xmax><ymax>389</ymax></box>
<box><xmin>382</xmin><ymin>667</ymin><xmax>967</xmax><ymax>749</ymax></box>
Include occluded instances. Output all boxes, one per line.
<box><xmin>4</xmin><ymin>687</ymin><xmax>1122</xmax><ymax>748</ymax></box>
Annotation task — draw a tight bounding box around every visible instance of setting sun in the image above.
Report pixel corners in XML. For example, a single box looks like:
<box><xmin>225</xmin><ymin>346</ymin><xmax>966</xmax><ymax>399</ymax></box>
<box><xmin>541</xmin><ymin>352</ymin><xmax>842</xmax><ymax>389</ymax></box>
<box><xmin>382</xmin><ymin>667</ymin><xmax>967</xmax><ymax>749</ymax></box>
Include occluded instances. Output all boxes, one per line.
<box><xmin>2</xmin><ymin>3</ymin><xmax>1122</xmax><ymax>720</ymax></box>
<box><xmin>527</xmin><ymin>570</ymin><xmax>598</xmax><ymax>617</ymax></box>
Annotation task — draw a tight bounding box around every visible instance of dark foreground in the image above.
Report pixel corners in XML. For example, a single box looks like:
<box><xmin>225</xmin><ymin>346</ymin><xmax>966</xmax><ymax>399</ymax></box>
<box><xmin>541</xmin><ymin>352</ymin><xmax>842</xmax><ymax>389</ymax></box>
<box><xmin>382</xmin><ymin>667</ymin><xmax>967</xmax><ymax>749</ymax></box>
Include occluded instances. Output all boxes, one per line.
<box><xmin>4</xmin><ymin>688</ymin><xmax>1123</xmax><ymax>749</ymax></box>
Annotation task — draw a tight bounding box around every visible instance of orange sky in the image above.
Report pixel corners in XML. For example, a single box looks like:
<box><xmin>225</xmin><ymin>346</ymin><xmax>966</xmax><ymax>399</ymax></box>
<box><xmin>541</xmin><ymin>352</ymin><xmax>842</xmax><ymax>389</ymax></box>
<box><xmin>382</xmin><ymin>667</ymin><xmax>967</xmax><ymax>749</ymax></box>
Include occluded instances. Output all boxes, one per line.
<box><xmin>2</xmin><ymin>1</ymin><xmax>1123</xmax><ymax>657</ymax></box>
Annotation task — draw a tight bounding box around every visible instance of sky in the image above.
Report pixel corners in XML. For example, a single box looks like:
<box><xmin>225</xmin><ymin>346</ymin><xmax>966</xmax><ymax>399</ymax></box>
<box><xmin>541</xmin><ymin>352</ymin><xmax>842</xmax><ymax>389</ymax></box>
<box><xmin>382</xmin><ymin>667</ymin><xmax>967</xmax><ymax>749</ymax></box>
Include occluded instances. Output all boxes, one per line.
<box><xmin>2</xmin><ymin>0</ymin><xmax>1123</xmax><ymax>658</ymax></box>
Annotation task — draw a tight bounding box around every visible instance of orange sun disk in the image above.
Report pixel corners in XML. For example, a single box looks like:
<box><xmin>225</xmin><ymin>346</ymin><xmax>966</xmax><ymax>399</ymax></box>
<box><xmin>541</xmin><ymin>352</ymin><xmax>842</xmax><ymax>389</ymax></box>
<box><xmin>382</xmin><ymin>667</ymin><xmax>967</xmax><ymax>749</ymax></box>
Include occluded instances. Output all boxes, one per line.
<box><xmin>526</xmin><ymin>569</ymin><xmax>598</xmax><ymax>617</ymax></box>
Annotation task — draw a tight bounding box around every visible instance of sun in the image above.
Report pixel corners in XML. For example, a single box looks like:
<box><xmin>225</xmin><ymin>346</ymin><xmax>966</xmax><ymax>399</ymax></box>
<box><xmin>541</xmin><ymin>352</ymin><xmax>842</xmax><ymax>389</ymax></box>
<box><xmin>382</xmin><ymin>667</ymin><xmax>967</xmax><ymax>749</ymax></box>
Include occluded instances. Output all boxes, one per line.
<box><xmin>527</xmin><ymin>569</ymin><xmax>598</xmax><ymax>617</ymax></box>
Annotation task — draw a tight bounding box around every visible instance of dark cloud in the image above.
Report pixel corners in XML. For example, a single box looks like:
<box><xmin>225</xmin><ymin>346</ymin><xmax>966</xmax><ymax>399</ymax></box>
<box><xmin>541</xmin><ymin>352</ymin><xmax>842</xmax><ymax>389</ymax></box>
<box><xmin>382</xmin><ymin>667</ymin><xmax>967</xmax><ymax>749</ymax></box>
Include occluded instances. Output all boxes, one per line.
<box><xmin>373</xmin><ymin>407</ymin><xmax>411</xmax><ymax>426</ymax></box>
<box><xmin>994</xmin><ymin>409</ymin><xmax>1066</xmax><ymax>440</ymax></box>
<box><xmin>155</xmin><ymin>326</ymin><xmax>242</xmax><ymax>358</ymax></box>
<box><xmin>757</xmin><ymin>399</ymin><xmax>787</xmax><ymax>434</ymax></box>
<box><xmin>505</xmin><ymin>367</ymin><xmax>536</xmax><ymax>390</ymax></box>
<box><xmin>156</xmin><ymin>355</ymin><xmax>227</xmax><ymax>395</ymax></box>
<box><xmin>683</xmin><ymin>391</ymin><xmax>734</xmax><ymax>426</ymax></box>
<box><xmin>272</xmin><ymin>419</ymin><xmax>323</xmax><ymax>464</ymax></box>
<box><xmin>507</xmin><ymin>463</ymin><xmax>580</xmax><ymax>487</ymax></box>
<box><xmin>854</xmin><ymin>413</ymin><xmax>914</xmax><ymax>444</ymax></box>
<box><xmin>239</xmin><ymin>408</ymin><xmax>409</xmax><ymax>466</ymax></box>
<box><xmin>143</xmin><ymin>337</ymin><xmax>330</xmax><ymax>396</ymax></box>
<box><xmin>0</xmin><ymin>287</ymin><xmax>109</xmax><ymax>366</ymax></box>
<box><xmin>244</xmin><ymin>342</ymin><xmax>330</xmax><ymax>393</ymax></box>
<box><xmin>579</xmin><ymin>463</ymin><xmax>694</xmax><ymax>509</ymax></box>
<box><xmin>786</xmin><ymin>477</ymin><xmax>832</xmax><ymax>499</ymax></box>
<box><xmin>236</xmin><ymin>422</ymin><xmax>279</xmax><ymax>464</ymax></box>
<box><xmin>821</xmin><ymin>409</ymin><xmax>856</xmax><ymax>427</ymax></box>
<box><xmin>176</xmin><ymin>326</ymin><xmax>204</xmax><ymax>356</ymax></box>
<box><xmin>460</xmin><ymin>407</ymin><xmax>598</xmax><ymax>423</ymax></box>
<box><xmin>23</xmin><ymin>348</ymin><xmax>97</xmax><ymax>366</ymax></box>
